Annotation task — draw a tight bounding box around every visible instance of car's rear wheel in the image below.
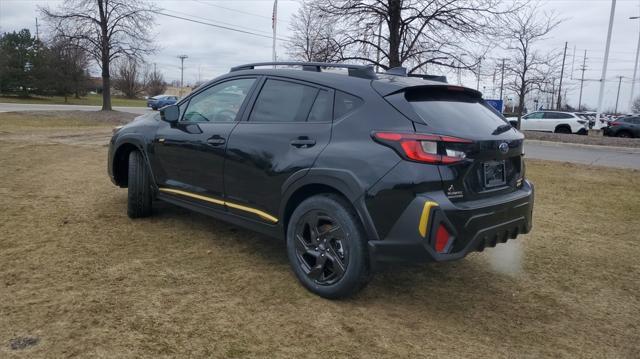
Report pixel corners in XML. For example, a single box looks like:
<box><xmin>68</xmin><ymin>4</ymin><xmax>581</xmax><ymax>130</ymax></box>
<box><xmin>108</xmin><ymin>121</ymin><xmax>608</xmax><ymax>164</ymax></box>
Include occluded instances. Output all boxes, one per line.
<box><xmin>127</xmin><ymin>150</ymin><xmax>153</xmax><ymax>218</ymax></box>
<box><xmin>286</xmin><ymin>194</ymin><xmax>370</xmax><ymax>299</ymax></box>
<box><xmin>554</xmin><ymin>125</ymin><xmax>571</xmax><ymax>134</ymax></box>
<box><xmin>617</xmin><ymin>130</ymin><xmax>632</xmax><ymax>138</ymax></box>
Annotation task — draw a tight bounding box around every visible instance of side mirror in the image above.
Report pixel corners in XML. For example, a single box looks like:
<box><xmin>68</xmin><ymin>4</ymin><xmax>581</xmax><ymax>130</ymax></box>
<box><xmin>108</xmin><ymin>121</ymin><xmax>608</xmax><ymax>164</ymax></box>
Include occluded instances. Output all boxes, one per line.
<box><xmin>160</xmin><ymin>104</ymin><xmax>180</xmax><ymax>123</ymax></box>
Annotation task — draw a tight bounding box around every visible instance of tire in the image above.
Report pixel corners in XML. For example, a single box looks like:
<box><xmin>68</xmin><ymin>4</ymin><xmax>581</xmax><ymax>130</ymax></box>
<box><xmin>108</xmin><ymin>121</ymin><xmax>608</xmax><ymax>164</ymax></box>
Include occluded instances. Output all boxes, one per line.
<box><xmin>554</xmin><ymin>125</ymin><xmax>571</xmax><ymax>134</ymax></box>
<box><xmin>616</xmin><ymin>131</ymin><xmax>632</xmax><ymax>138</ymax></box>
<box><xmin>151</xmin><ymin>106</ymin><xmax>157</xmax><ymax>111</ymax></box>
<box><xmin>127</xmin><ymin>150</ymin><xmax>153</xmax><ymax>218</ymax></box>
<box><xmin>286</xmin><ymin>194</ymin><xmax>370</xmax><ymax>299</ymax></box>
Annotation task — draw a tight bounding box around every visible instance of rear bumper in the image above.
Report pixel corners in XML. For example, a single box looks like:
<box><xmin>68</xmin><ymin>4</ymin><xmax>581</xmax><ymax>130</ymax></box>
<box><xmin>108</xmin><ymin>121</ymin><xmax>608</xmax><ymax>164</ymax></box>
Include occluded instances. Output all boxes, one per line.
<box><xmin>368</xmin><ymin>180</ymin><xmax>534</xmax><ymax>263</ymax></box>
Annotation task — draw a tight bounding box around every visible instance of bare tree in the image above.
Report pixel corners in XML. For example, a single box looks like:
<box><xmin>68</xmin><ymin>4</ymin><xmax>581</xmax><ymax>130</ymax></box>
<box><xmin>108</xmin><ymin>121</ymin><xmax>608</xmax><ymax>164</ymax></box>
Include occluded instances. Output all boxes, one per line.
<box><xmin>144</xmin><ymin>67</ymin><xmax>166</xmax><ymax>97</ymax></box>
<box><xmin>41</xmin><ymin>0</ymin><xmax>156</xmax><ymax>110</ymax></box>
<box><xmin>113</xmin><ymin>57</ymin><xmax>144</xmax><ymax>99</ymax></box>
<box><xmin>502</xmin><ymin>4</ymin><xmax>561</xmax><ymax>128</ymax></box>
<box><xmin>631</xmin><ymin>97</ymin><xmax>640</xmax><ymax>113</ymax></box>
<box><xmin>315</xmin><ymin>0</ymin><xmax>515</xmax><ymax>73</ymax></box>
<box><xmin>286</xmin><ymin>1</ymin><xmax>343</xmax><ymax>62</ymax></box>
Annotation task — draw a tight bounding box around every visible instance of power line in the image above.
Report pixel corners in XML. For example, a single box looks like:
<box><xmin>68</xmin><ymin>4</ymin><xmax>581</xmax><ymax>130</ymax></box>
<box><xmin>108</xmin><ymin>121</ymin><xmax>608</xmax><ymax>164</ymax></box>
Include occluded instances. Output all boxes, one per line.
<box><xmin>168</xmin><ymin>9</ymin><xmax>274</xmax><ymax>35</ymax></box>
<box><xmin>192</xmin><ymin>0</ymin><xmax>271</xmax><ymax>19</ymax></box>
<box><xmin>157</xmin><ymin>12</ymin><xmax>290</xmax><ymax>42</ymax></box>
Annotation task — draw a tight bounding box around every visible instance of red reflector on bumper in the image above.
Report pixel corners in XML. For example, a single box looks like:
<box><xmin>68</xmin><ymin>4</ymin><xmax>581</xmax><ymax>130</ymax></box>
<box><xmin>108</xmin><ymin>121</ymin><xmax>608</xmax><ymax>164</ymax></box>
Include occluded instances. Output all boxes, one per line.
<box><xmin>435</xmin><ymin>224</ymin><xmax>451</xmax><ymax>253</ymax></box>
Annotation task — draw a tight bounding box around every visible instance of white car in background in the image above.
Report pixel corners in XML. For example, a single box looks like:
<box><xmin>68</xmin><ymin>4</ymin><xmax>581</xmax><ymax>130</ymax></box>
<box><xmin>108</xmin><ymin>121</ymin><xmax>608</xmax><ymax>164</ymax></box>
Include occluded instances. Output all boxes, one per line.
<box><xmin>507</xmin><ymin>111</ymin><xmax>588</xmax><ymax>134</ymax></box>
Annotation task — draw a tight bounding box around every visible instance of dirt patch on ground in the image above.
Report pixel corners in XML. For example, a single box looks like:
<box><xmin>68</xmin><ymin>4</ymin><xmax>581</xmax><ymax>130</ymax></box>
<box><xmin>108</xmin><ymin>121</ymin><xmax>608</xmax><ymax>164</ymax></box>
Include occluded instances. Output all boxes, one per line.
<box><xmin>524</xmin><ymin>130</ymin><xmax>640</xmax><ymax>148</ymax></box>
<box><xmin>1</xmin><ymin>113</ymin><xmax>639</xmax><ymax>358</ymax></box>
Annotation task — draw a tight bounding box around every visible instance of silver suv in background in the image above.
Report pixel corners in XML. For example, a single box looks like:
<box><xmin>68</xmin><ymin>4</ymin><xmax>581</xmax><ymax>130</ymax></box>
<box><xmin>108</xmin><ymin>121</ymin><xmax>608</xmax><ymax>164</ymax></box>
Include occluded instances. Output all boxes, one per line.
<box><xmin>507</xmin><ymin>111</ymin><xmax>588</xmax><ymax>134</ymax></box>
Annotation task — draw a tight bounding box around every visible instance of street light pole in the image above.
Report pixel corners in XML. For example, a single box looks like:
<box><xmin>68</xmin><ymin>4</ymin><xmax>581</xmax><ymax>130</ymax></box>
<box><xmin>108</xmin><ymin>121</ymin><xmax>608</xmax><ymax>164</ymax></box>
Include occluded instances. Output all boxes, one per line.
<box><xmin>177</xmin><ymin>55</ymin><xmax>188</xmax><ymax>96</ymax></box>
<box><xmin>615</xmin><ymin>76</ymin><xmax>623</xmax><ymax>113</ymax></box>
<box><xmin>595</xmin><ymin>0</ymin><xmax>617</xmax><ymax>131</ymax></box>
<box><xmin>629</xmin><ymin>16</ymin><xmax>640</xmax><ymax>113</ymax></box>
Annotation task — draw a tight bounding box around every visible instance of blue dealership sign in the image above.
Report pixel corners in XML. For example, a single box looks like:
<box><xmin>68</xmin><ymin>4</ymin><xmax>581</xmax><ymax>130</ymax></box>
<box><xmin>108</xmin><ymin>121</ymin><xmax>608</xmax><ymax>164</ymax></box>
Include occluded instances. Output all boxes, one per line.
<box><xmin>485</xmin><ymin>99</ymin><xmax>504</xmax><ymax>113</ymax></box>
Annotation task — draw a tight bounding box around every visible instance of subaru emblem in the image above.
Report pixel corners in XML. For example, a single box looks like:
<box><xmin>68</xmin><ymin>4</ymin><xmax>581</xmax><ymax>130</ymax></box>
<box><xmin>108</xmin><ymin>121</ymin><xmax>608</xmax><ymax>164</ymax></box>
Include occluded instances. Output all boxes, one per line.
<box><xmin>499</xmin><ymin>142</ymin><xmax>509</xmax><ymax>154</ymax></box>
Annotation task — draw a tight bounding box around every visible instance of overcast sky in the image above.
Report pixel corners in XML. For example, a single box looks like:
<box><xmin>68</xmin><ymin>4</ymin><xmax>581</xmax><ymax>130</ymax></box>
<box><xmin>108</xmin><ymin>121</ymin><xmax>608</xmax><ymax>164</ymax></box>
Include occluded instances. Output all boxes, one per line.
<box><xmin>1</xmin><ymin>0</ymin><xmax>640</xmax><ymax>111</ymax></box>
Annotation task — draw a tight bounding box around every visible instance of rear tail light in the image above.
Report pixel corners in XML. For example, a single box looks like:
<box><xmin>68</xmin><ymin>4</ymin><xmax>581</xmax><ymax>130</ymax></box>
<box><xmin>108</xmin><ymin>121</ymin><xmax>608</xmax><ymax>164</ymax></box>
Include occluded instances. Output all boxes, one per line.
<box><xmin>373</xmin><ymin>132</ymin><xmax>472</xmax><ymax>164</ymax></box>
<box><xmin>434</xmin><ymin>224</ymin><xmax>452</xmax><ymax>253</ymax></box>
<box><xmin>611</xmin><ymin>121</ymin><xmax>622</xmax><ymax>126</ymax></box>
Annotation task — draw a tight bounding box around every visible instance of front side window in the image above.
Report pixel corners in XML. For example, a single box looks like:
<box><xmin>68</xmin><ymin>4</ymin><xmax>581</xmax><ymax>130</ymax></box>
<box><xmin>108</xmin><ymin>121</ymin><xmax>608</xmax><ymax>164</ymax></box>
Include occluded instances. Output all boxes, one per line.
<box><xmin>182</xmin><ymin>78</ymin><xmax>255</xmax><ymax>122</ymax></box>
<box><xmin>249</xmin><ymin>79</ymin><xmax>319</xmax><ymax>122</ymax></box>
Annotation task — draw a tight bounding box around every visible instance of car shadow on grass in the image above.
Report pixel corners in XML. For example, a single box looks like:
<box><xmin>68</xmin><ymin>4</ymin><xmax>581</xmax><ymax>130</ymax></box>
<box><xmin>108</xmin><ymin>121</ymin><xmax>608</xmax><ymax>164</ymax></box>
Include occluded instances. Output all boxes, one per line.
<box><xmin>149</xmin><ymin>200</ymin><xmax>522</xmax><ymax>306</ymax></box>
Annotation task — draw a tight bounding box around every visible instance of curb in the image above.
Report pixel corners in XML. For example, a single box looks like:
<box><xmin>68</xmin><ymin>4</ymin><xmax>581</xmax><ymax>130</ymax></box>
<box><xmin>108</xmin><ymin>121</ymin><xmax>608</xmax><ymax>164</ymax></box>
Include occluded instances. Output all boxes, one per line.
<box><xmin>524</xmin><ymin>139</ymin><xmax>640</xmax><ymax>154</ymax></box>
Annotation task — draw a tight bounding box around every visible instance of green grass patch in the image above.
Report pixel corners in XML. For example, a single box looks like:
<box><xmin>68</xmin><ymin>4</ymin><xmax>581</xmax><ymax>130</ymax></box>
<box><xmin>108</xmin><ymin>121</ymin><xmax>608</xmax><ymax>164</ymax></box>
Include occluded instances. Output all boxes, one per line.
<box><xmin>0</xmin><ymin>93</ymin><xmax>146</xmax><ymax>107</ymax></box>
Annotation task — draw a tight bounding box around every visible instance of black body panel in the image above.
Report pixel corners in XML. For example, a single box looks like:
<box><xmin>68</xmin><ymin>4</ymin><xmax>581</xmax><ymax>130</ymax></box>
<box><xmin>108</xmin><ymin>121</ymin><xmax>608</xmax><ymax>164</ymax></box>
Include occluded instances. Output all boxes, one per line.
<box><xmin>108</xmin><ymin>64</ymin><xmax>535</xmax><ymax>265</ymax></box>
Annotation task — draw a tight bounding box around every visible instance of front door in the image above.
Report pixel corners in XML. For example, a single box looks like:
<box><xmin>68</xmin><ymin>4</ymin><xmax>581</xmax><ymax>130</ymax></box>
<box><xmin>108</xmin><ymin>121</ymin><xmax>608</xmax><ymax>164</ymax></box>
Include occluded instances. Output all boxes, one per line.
<box><xmin>223</xmin><ymin>78</ymin><xmax>334</xmax><ymax>223</ymax></box>
<box><xmin>151</xmin><ymin>77</ymin><xmax>258</xmax><ymax>203</ymax></box>
<box><xmin>522</xmin><ymin>111</ymin><xmax>544</xmax><ymax>131</ymax></box>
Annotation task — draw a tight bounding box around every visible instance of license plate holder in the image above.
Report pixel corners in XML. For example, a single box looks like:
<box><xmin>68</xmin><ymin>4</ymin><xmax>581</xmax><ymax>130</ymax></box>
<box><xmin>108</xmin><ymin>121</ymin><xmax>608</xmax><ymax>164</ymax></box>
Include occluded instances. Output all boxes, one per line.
<box><xmin>483</xmin><ymin>160</ymin><xmax>506</xmax><ymax>188</ymax></box>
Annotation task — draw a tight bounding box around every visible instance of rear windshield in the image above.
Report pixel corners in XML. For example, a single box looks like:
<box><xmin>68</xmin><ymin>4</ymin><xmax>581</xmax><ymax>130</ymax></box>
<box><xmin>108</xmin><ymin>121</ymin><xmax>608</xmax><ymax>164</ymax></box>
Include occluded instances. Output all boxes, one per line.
<box><xmin>405</xmin><ymin>90</ymin><xmax>508</xmax><ymax>136</ymax></box>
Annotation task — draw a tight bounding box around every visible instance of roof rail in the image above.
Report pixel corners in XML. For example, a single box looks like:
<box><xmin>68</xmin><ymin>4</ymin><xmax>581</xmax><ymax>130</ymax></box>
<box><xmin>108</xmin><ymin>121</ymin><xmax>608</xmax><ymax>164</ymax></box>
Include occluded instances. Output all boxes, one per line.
<box><xmin>229</xmin><ymin>62</ymin><xmax>378</xmax><ymax>80</ymax></box>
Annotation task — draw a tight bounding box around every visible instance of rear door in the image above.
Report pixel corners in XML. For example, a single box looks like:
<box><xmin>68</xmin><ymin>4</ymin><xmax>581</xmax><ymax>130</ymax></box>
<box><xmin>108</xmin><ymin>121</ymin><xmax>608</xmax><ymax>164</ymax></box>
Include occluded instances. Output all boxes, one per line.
<box><xmin>402</xmin><ymin>87</ymin><xmax>525</xmax><ymax>202</ymax></box>
<box><xmin>223</xmin><ymin>77</ymin><xmax>334</xmax><ymax>223</ymax></box>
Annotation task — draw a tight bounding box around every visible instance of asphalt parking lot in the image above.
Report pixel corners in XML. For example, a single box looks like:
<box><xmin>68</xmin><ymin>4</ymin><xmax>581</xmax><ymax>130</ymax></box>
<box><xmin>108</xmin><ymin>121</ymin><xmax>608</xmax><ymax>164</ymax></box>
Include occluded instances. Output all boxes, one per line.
<box><xmin>1</xmin><ymin>111</ymin><xmax>638</xmax><ymax>358</ymax></box>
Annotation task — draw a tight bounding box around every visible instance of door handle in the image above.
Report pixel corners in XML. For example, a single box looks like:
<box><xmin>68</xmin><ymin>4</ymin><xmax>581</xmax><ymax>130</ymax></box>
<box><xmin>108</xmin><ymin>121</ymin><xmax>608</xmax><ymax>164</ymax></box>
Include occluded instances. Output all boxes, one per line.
<box><xmin>207</xmin><ymin>135</ymin><xmax>226</xmax><ymax>146</ymax></box>
<box><xmin>290</xmin><ymin>137</ymin><xmax>316</xmax><ymax>148</ymax></box>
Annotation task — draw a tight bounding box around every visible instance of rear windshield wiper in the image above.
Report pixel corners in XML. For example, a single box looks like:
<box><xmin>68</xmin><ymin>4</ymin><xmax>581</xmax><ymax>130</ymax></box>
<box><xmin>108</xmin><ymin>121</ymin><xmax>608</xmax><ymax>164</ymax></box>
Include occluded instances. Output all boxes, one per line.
<box><xmin>492</xmin><ymin>123</ymin><xmax>512</xmax><ymax>135</ymax></box>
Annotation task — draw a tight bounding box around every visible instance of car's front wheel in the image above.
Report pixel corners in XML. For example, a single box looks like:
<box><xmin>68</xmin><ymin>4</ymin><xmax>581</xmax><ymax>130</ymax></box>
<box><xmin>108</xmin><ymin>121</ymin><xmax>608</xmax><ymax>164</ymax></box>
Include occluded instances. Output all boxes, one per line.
<box><xmin>286</xmin><ymin>194</ymin><xmax>370</xmax><ymax>299</ymax></box>
<box><xmin>127</xmin><ymin>150</ymin><xmax>153</xmax><ymax>218</ymax></box>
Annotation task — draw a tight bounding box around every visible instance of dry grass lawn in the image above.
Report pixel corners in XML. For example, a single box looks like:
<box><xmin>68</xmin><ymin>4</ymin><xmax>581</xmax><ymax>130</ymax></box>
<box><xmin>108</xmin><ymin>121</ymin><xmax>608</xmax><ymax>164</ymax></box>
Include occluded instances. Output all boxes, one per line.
<box><xmin>0</xmin><ymin>111</ymin><xmax>638</xmax><ymax>358</ymax></box>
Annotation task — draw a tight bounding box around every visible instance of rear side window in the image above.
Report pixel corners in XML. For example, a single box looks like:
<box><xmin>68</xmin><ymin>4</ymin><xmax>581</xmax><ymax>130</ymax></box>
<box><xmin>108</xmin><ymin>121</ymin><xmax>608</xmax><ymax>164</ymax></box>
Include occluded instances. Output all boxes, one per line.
<box><xmin>404</xmin><ymin>89</ymin><xmax>508</xmax><ymax>136</ymax></box>
<box><xmin>249</xmin><ymin>79</ymin><xmax>318</xmax><ymax>122</ymax></box>
<box><xmin>334</xmin><ymin>91</ymin><xmax>363</xmax><ymax>119</ymax></box>
<box><xmin>307</xmin><ymin>89</ymin><xmax>332</xmax><ymax>122</ymax></box>
<box><xmin>544</xmin><ymin>112</ymin><xmax>573</xmax><ymax>119</ymax></box>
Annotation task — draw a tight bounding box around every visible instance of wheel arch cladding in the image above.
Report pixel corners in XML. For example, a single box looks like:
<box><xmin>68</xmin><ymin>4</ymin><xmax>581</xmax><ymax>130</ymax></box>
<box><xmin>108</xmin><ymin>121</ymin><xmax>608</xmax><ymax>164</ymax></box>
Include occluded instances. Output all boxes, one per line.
<box><xmin>280</xmin><ymin>171</ymin><xmax>379</xmax><ymax>241</ymax></box>
<box><xmin>113</xmin><ymin>142</ymin><xmax>140</xmax><ymax>187</ymax></box>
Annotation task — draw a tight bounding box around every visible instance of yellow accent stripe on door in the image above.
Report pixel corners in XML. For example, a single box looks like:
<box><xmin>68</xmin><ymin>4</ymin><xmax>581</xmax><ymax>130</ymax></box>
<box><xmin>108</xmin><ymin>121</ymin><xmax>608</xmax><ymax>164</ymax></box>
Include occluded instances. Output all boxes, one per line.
<box><xmin>158</xmin><ymin>188</ymin><xmax>278</xmax><ymax>223</ymax></box>
<box><xmin>418</xmin><ymin>201</ymin><xmax>439</xmax><ymax>237</ymax></box>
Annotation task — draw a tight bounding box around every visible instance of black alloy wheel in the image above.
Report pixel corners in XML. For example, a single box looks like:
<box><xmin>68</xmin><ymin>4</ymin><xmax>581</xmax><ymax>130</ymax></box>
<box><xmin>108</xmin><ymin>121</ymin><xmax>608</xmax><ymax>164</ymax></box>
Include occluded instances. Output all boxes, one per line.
<box><xmin>293</xmin><ymin>210</ymin><xmax>348</xmax><ymax>285</ymax></box>
<box><xmin>286</xmin><ymin>194</ymin><xmax>370</xmax><ymax>299</ymax></box>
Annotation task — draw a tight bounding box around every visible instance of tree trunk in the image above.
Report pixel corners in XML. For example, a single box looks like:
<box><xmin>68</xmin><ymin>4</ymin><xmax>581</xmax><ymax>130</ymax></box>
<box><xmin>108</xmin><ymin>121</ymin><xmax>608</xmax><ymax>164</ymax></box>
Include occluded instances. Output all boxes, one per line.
<box><xmin>516</xmin><ymin>86</ymin><xmax>526</xmax><ymax>130</ymax></box>
<box><xmin>100</xmin><ymin>49</ymin><xmax>112</xmax><ymax>110</ymax></box>
<box><xmin>387</xmin><ymin>0</ymin><xmax>401</xmax><ymax>68</ymax></box>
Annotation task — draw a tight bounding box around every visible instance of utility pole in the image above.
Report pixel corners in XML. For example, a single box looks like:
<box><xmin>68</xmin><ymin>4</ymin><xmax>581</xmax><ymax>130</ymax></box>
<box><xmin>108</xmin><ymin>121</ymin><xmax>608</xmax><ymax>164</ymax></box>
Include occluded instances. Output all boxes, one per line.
<box><xmin>272</xmin><ymin>0</ymin><xmax>278</xmax><ymax>65</ymax></box>
<box><xmin>595</xmin><ymin>0</ymin><xmax>617</xmax><ymax>131</ymax></box>
<box><xmin>615</xmin><ymin>76</ymin><xmax>623</xmax><ymax>113</ymax></box>
<box><xmin>629</xmin><ymin>16</ymin><xmax>640</xmax><ymax>113</ymax></box>
<box><xmin>578</xmin><ymin>50</ymin><xmax>587</xmax><ymax>111</ymax></box>
<box><xmin>550</xmin><ymin>78</ymin><xmax>556</xmax><ymax>109</ymax></box>
<box><xmin>499</xmin><ymin>58</ymin><xmax>505</xmax><ymax>100</ymax></box>
<box><xmin>476</xmin><ymin>57</ymin><xmax>482</xmax><ymax>91</ymax></box>
<box><xmin>35</xmin><ymin>18</ymin><xmax>39</xmax><ymax>40</ymax></box>
<box><xmin>570</xmin><ymin>45</ymin><xmax>576</xmax><ymax>80</ymax></box>
<box><xmin>375</xmin><ymin>19</ymin><xmax>382</xmax><ymax>72</ymax></box>
<box><xmin>557</xmin><ymin>42</ymin><xmax>568</xmax><ymax>110</ymax></box>
<box><xmin>177</xmin><ymin>55</ymin><xmax>188</xmax><ymax>95</ymax></box>
<box><xmin>153</xmin><ymin>63</ymin><xmax>157</xmax><ymax>73</ymax></box>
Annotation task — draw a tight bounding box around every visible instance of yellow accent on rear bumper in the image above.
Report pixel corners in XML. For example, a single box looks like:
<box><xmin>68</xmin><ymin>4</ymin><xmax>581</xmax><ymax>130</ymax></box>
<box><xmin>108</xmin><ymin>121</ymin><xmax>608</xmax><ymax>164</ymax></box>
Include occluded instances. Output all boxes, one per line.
<box><xmin>158</xmin><ymin>188</ymin><xmax>278</xmax><ymax>223</ymax></box>
<box><xmin>418</xmin><ymin>201</ymin><xmax>439</xmax><ymax>237</ymax></box>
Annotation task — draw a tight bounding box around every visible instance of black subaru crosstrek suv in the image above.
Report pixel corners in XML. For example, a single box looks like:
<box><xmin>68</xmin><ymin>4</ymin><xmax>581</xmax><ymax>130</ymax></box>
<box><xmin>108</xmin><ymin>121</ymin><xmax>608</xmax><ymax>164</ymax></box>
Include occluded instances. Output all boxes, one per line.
<box><xmin>108</xmin><ymin>62</ymin><xmax>534</xmax><ymax>298</ymax></box>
